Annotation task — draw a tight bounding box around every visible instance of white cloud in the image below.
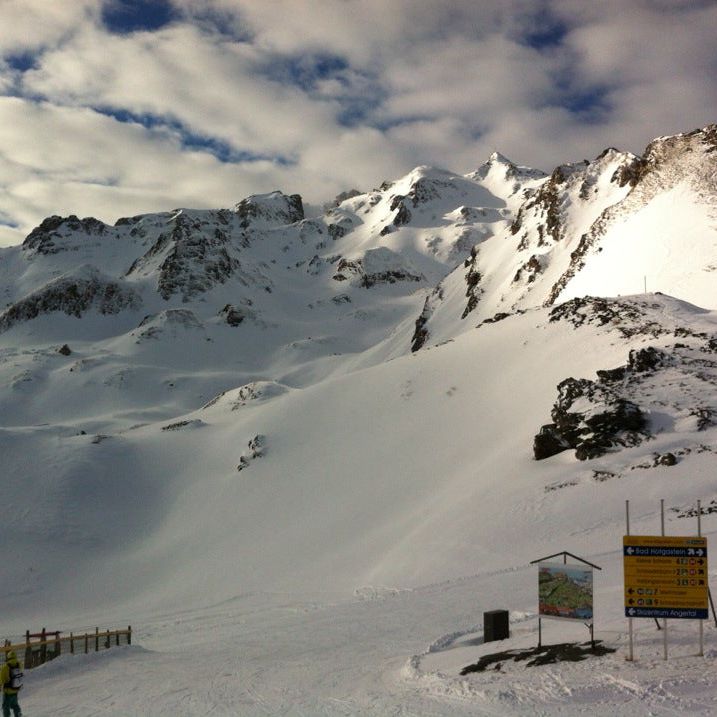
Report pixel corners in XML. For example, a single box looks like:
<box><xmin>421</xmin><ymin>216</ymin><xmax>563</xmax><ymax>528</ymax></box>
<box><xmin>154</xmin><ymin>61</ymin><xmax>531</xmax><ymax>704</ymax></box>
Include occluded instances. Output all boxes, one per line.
<box><xmin>0</xmin><ymin>0</ymin><xmax>100</xmax><ymax>54</ymax></box>
<box><xmin>0</xmin><ymin>0</ymin><xmax>715</xmax><ymax>246</ymax></box>
<box><xmin>22</xmin><ymin>25</ymin><xmax>341</xmax><ymax>158</ymax></box>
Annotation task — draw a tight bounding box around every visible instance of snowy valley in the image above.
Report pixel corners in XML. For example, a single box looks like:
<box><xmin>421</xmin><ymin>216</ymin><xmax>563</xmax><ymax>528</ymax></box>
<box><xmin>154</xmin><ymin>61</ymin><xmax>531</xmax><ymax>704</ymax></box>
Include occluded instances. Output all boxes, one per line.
<box><xmin>2</xmin><ymin>124</ymin><xmax>717</xmax><ymax>715</ymax></box>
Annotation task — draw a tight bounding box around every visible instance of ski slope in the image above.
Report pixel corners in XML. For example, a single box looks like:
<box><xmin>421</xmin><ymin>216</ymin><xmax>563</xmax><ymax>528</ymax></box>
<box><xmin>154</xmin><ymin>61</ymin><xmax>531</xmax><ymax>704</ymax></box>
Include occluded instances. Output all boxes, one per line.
<box><xmin>2</xmin><ymin>126</ymin><xmax>717</xmax><ymax>714</ymax></box>
<box><xmin>4</xmin><ymin>295</ymin><xmax>717</xmax><ymax>715</ymax></box>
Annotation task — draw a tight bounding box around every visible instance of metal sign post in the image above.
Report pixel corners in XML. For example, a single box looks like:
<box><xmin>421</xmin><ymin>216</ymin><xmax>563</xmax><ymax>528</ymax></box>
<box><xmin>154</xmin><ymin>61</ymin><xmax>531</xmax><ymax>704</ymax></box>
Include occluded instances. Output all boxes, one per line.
<box><xmin>626</xmin><ymin>500</ymin><xmax>633</xmax><ymax>661</ymax></box>
<box><xmin>661</xmin><ymin>499</ymin><xmax>667</xmax><ymax>661</ymax></box>
<box><xmin>698</xmin><ymin>499</ymin><xmax>704</xmax><ymax>657</ymax></box>
<box><xmin>624</xmin><ymin>499</ymin><xmax>709</xmax><ymax>661</ymax></box>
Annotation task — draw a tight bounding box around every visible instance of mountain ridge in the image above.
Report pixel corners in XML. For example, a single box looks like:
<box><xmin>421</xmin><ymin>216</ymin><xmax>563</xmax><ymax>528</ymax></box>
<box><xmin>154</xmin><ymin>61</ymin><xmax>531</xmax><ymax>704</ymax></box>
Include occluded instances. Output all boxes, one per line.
<box><xmin>1</xmin><ymin>122</ymin><xmax>716</xmax><ymax>629</ymax></box>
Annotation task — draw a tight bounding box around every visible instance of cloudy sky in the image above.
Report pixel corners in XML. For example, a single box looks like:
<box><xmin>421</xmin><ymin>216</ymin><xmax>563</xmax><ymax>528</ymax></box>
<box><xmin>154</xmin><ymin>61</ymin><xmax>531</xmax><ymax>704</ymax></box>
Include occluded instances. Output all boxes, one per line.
<box><xmin>0</xmin><ymin>0</ymin><xmax>715</xmax><ymax>246</ymax></box>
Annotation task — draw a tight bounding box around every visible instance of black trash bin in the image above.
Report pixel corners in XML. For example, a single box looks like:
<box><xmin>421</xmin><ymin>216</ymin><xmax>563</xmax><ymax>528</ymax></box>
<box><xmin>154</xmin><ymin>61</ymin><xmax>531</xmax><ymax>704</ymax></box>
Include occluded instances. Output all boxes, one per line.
<box><xmin>484</xmin><ymin>609</ymin><xmax>510</xmax><ymax>642</ymax></box>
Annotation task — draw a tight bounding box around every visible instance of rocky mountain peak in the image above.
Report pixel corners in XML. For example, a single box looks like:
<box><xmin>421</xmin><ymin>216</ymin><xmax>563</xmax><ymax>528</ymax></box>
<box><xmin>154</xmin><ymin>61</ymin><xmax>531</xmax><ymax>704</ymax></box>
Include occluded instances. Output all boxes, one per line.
<box><xmin>233</xmin><ymin>191</ymin><xmax>304</xmax><ymax>229</ymax></box>
<box><xmin>22</xmin><ymin>214</ymin><xmax>111</xmax><ymax>255</ymax></box>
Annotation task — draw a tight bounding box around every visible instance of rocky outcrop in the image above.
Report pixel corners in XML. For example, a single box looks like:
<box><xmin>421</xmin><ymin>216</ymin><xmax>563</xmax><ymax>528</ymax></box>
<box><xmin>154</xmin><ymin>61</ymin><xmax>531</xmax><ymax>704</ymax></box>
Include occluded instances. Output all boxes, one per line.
<box><xmin>548</xmin><ymin>296</ymin><xmax>666</xmax><ymax>339</ymax></box>
<box><xmin>0</xmin><ymin>266</ymin><xmax>141</xmax><ymax>333</ymax></box>
<box><xmin>411</xmin><ymin>285</ymin><xmax>444</xmax><ymax>352</ymax></box>
<box><xmin>218</xmin><ymin>301</ymin><xmax>258</xmax><ymax>327</ymax></box>
<box><xmin>546</xmin><ymin>125</ymin><xmax>717</xmax><ymax>306</ymax></box>
<box><xmin>234</xmin><ymin>191</ymin><xmax>304</xmax><ymax>228</ymax></box>
<box><xmin>132</xmin><ymin>309</ymin><xmax>203</xmax><ymax>341</ymax></box>
<box><xmin>237</xmin><ymin>434</ymin><xmax>266</xmax><ymax>471</ymax></box>
<box><xmin>22</xmin><ymin>215</ymin><xmax>110</xmax><ymax>254</ymax></box>
<box><xmin>461</xmin><ymin>245</ymin><xmax>482</xmax><ymax>319</ymax></box>
<box><xmin>535</xmin><ymin>311</ymin><xmax>717</xmax><ymax>461</ymax></box>
<box><xmin>332</xmin><ymin>248</ymin><xmax>423</xmax><ymax>288</ymax></box>
<box><xmin>127</xmin><ymin>214</ymin><xmax>241</xmax><ymax>301</ymax></box>
<box><xmin>534</xmin><ymin>376</ymin><xmax>648</xmax><ymax>461</ymax></box>
<box><xmin>513</xmin><ymin>254</ymin><xmax>544</xmax><ymax>285</ymax></box>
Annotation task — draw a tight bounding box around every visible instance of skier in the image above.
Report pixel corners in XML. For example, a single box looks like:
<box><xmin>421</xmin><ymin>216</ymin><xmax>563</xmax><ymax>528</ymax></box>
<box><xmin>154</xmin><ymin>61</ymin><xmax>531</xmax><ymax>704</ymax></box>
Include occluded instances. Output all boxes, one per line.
<box><xmin>0</xmin><ymin>650</ymin><xmax>22</xmax><ymax>717</ymax></box>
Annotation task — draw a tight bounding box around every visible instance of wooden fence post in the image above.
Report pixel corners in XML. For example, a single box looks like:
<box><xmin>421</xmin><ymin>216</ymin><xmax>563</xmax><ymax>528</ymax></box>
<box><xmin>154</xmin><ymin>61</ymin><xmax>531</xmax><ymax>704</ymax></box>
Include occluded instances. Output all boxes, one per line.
<box><xmin>84</xmin><ymin>632</ymin><xmax>88</xmax><ymax>654</ymax></box>
<box><xmin>128</xmin><ymin>626</ymin><xmax>132</xmax><ymax>646</ymax></box>
<box><xmin>40</xmin><ymin>628</ymin><xmax>46</xmax><ymax>665</ymax></box>
<box><xmin>105</xmin><ymin>630</ymin><xmax>110</xmax><ymax>649</ymax></box>
<box><xmin>70</xmin><ymin>632</ymin><xmax>74</xmax><ymax>655</ymax></box>
<box><xmin>55</xmin><ymin>631</ymin><xmax>61</xmax><ymax>657</ymax></box>
<box><xmin>95</xmin><ymin>627</ymin><xmax>99</xmax><ymax>652</ymax></box>
<box><xmin>25</xmin><ymin>630</ymin><xmax>31</xmax><ymax>668</ymax></box>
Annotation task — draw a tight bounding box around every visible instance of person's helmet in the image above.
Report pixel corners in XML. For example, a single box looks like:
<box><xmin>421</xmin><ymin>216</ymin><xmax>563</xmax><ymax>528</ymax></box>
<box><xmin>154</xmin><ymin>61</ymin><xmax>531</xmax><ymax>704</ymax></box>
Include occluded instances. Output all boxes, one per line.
<box><xmin>5</xmin><ymin>651</ymin><xmax>16</xmax><ymax>661</ymax></box>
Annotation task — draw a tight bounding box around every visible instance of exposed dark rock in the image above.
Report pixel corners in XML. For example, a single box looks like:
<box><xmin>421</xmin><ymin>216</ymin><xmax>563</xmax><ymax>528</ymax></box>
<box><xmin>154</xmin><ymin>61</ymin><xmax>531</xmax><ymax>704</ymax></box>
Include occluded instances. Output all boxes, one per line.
<box><xmin>596</xmin><ymin>366</ymin><xmax>627</xmax><ymax>383</ymax></box>
<box><xmin>533</xmin><ymin>424</ymin><xmax>570</xmax><ymax>460</ymax></box>
<box><xmin>593</xmin><ymin>470</ymin><xmax>618</xmax><ymax>482</ymax></box>
<box><xmin>114</xmin><ymin>215</ymin><xmax>143</xmax><ymax>227</ymax></box>
<box><xmin>333</xmin><ymin>250</ymin><xmax>423</xmax><ymax>288</ymax></box>
<box><xmin>548</xmin><ymin>296</ymin><xmax>664</xmax><ymax>338</ymax></box>
<box><xmin>133</xmin><ymin>309</ymin><xmax>203</xmax><ymax>342</ymax></box>
<box><xmin>237</xmin><ymin>434</ymin><xmax>266</xmax><ymax>471</ymax></box>
<box><xmin>22</xmin><ymin>215</ymin><xmax>109</xmax><ymax>254</ymax></box>
<box><xmin>548</xmin><ymin>126</ymin><xmax>717</xmax><ymax>306</ymax></box>
<box><xmin>612</xmin><ymin>155</ymin><xmax>649</xmax><ymax>188</ymax></box>
<box><xmin>394</xmin><ymin>202</ymin><xmax>412</xmax><ymax>226</ymax></box>
<box><xmin>478</xmin><ymin>311</ymin><xmax>513</xmax><ymax>326</ymax></box>
<box><xmin>406</xmin><ymin>177</ymin><xmax>442</xmax><ymax>206</ymax></box>
<box><xmin>327</xmin><ymin>189</ymin><xmax>361</xmax><ymax>208</ymax></box>
<box><xmin>57</xmin><ymin>344</ymin><xmax>72</xmax><ymax>356</ymax></box>
<box><xmin>628</xmin><ymin>346</ymin><xmax>670</xmax><ymax>372</ymax></box>
<box><xmin>386</xmin><ymin>194</ymin><xmax>412</xmax><ymax>230</ymax></box>
<box><xmin>0</xmin><ymin>267</ymin><xmax>141</xmax><ymax>333</ymax></box>
<box><xmin>360</xmin><ymin>270</ymin><xmax>421</xmax><ymax>288</ymax></box>
<box><xmin>509</xmin><ymin>206</ymin><xmax>524</xmax><ymax>235</ymax></box>
<box><xmin>690</xmin><ymin>407</ymin><xmax>717</xmax><ymax>431</ymax></box>
<box><xmin>219</xmin><ymin>304</ymin><xmax>246</xmax><ymax>327</ymax></box>
<box><xmin>127</xmin><ymin>215</ymin><xmax>241</xmax><ymax>301</ymax></box>
<box><xmin>162</xmin><ymin>419</ymin><xmax>204</xmax><ymax>431</ymax></box>
<box><xmin>234</xmin><ymin>191</ymin><xmax>304</xmax><ymax>228</ymax></box>
<box><xmin>327</xmin><ymin>217</ymin><xmax>355</xmax><ymax>241</ymax></box>
<box><xmin>534</xmin><ymin>375</ymin><xmax>648</xmax><ymax>461</ymax></box>
<box><xmin>410</xmin><ymin>285</ymin><xmax>444</xmax><ymax>353</ymax></box>
<box><xmin>655</xmin><ymin>452</ymin><xmax>677</xmax><ymax>466</ymax></box>
<box><xmin>513</xmin><ymin>254</ymin><xmax>543</xmax><ymax>284</ymax></box>
<box><xmin>461</xmin><ymin>246</ymin><xmax>482</xmax><ymax>319</ymax></box>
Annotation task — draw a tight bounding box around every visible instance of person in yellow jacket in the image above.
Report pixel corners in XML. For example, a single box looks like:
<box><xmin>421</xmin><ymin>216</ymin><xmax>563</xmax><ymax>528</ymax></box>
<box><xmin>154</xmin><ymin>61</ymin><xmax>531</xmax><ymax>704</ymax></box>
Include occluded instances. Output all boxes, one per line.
<box><xmin>0</xmin><ymin>650</ymin><xmax>22</xmax><ymax>717</ymax></box>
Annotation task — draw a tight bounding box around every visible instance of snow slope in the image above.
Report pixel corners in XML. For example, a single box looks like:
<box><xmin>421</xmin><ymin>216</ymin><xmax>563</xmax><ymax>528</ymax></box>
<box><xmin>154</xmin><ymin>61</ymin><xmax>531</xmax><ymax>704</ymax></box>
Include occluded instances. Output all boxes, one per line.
<box><xmin>1</xmin><ymin>124</ymin><xmax>717</xmax><ymax>715</ymax></box>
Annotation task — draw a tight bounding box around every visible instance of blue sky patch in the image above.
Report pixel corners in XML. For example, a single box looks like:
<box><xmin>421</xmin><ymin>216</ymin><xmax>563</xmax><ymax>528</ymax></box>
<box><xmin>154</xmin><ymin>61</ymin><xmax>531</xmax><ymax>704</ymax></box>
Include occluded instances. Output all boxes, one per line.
<box><xmin>178</xmin><ymin>6</ymin><xmax>253</xmax><ymax>42</ymax></box>
<box><xmin>517</xmin><ymin>2</ymin><xmax>569</xmax><ymax>50</ymax></box>
<box><xmin>522</xmin><ymin>20</ymin><xmax>568</xmax><ymax>50</ymax></box>
<box><xmin>559</xmin><ymin>86</ymin><xmax>612</xmax><ymax>123</ymax></box>
<box><xmin>92</xmin><ymin>106</ymin><xmax>293</xmax><ymax>165</ymax></box>
<box><xmin>101</xmin><ymin>0</ymin><xmax>177</xmax><ymax>34</ymax></box>
<box><xmin>5</xmin><ymin>52</ymin><xmax>38</xmax><ymax>72</ymax></box>
<box><xmin>262</xmin><ymin>53</ymin><xmax>349</xmax><ymax>91</ymax></box>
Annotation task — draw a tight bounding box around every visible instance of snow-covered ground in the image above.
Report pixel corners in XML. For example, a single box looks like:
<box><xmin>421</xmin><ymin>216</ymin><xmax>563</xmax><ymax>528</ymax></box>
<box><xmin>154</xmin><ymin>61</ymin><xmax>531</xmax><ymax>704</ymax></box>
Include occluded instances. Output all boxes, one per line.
<box><xmin>2</xmin><ymin>126</ymin><xmax>717</xmax><ymax>715</ymax></box>
<box><xmin>18</xmin><ymin>540</ymin><xmax>717</xmax><ymax>716</ymax></box>
<box><xmin>4</xmin><ymin>295</ymin><xmax>717</xmax><ymax>715</ymax></box>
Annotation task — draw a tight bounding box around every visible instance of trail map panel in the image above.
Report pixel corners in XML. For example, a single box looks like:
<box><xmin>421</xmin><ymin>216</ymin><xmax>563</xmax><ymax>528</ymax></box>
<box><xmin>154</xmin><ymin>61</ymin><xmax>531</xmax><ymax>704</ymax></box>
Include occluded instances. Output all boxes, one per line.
<box><xmin>538</xmin><ymin>563</ymin><xmax>593</xmax><ymax>621</ymax></box>
<box><xmin>623</xmin><ymin>535</ymin><xmax>708</xmax><ymax>619</ymax></box>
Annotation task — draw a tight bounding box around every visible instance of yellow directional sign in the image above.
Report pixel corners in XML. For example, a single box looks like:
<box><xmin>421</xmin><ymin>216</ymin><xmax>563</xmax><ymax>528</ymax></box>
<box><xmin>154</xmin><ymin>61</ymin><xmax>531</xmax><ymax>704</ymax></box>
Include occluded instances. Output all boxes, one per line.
<box><xmin>623</xmin><ymin>535</ymin><xmax>708</xmax><ymax>619</ymax></box>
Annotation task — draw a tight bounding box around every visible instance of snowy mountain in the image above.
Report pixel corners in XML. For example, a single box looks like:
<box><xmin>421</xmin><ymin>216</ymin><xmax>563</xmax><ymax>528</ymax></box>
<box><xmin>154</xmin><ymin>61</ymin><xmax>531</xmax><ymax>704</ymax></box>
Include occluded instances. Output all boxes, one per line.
<box><xmin>3</xmin><ymin>124</ymin><xmax>717</xmax><ymax>715</ymax></box>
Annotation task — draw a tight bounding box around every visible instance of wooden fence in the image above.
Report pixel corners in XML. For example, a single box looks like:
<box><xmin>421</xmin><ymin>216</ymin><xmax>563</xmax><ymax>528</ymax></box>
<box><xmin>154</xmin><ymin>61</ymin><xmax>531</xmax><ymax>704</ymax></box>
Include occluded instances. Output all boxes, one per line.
<box><xmin>2</xmin><ymin>626</ymin><xmax>132</xmax><ymax>669</ymax></box>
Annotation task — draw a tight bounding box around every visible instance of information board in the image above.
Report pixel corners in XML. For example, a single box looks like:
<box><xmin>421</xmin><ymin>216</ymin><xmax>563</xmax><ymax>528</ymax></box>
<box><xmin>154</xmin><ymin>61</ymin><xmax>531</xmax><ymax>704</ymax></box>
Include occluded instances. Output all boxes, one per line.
<box><xmin>538</xmin><ymin>563</ymin><xmax>593</xmax><ymax>621</ymax></box>
<box><xmin>623</xmin><ymin>535</ymin><xmax>708</xmax><ymax>619</ymax></box>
